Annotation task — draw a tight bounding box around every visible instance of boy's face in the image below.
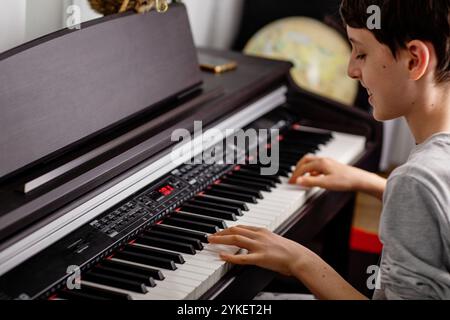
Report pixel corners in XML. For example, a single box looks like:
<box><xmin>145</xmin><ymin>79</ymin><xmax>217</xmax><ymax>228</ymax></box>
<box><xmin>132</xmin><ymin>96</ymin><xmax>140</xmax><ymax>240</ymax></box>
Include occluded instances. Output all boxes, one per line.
<box><xmin>346</xmin><ymin>26</ymin><xmax>414</xmax><ymax>121</ymax></box>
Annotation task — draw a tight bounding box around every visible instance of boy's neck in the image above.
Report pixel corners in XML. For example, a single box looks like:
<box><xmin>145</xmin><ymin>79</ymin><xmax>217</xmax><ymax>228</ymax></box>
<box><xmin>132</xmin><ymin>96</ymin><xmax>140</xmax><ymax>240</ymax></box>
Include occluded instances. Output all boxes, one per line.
<box><xmin>405</xmin><ymin>83</ymin><xmax>450</xmax><ymax>144</ymax></box>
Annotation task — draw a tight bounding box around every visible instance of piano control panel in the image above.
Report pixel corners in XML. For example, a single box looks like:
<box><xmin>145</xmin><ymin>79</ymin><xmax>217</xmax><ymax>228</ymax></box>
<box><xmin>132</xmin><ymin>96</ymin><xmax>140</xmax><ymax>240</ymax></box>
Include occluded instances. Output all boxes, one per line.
<box><xmin>89</xmin><ymin>164</ymin><xmax>233</xmax><ymax>239</ymax></box>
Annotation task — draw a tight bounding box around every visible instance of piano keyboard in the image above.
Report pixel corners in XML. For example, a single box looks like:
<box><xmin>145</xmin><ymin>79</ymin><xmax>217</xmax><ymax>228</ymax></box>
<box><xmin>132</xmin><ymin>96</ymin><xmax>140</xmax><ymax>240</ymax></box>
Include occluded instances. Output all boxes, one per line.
<box><xmin>51</xmin><ymin>127</ymin><xmax>366</xmax><ymax>300</ymax></box>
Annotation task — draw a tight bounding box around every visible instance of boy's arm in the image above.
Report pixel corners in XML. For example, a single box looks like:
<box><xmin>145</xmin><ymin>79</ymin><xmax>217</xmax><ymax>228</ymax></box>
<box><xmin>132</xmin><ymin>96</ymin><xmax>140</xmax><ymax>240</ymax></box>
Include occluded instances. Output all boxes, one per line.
<box><xmin>208</xmin><ymin>226</ymin><xmax>368</xmax><ymax>300</ymax></box>
<box><xmin>354</xmin><ymin>170</ymin><xmax>386</xmax><ymax>200</ymax></box>
<box><xmin>290</xmin><ymin>247</ymin><xmax>368</xmax><ymax>300</ymax></box>
<box><xmin>289</xmin><ymin>155</ymin><xmax>386</xmax><ymax>200</ymax></box>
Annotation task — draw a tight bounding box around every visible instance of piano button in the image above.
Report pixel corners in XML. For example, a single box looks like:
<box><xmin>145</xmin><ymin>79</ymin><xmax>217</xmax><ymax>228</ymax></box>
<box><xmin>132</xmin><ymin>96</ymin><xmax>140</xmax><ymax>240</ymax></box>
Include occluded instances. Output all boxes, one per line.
<box><xmin>92</xmin><ymin>265</ymin><xmax>156</xmax><ymax>287</ymax></box>
<box><xmin>134</xmin><ymin>234</ymin><xmax>196</xmax><ymax>255</ymax></box>
<box><xmin>162</xmin><ymin>217</ymin><xmax>220</xmax><ymax>234</ymax></box>
<box><xmin>125</xmin><ymin>243</ymin><xmax>185</xmax><ymax>263</ymax></box>
<box><xmin>83</xmin><ymin>271</ymin><xmax>148</xmax><ymax>294</ymax></box>
<box><xmin>114</xmin><ymin>251</ymin><xmax>177</xmax><ymax>270</ymax></box>
<box><xmin>180</xmin><ymin>204</ymin><xmax>237</xmax><ymax>221</ymax></box>
<box><xmin>222</xmin><ymin>177</ymin><xmax>272</xmax><ymax>192</ymax></box>
<box><xmin>175</xmin><ymin>211</ymin><xmax>228</xmax><ymax>229</ymax></box>
<box><xmin>210</xmin><ymin>184</ymin><xmax>263</xmax><ymax>199</ymax></box>
<box><xmin>102</xmin><ymin>259</ymin><xmax>164</xmax><ymax>281</ymax></box>
<box><xmin>145</xmin><ymin>230</ymin><xmax>204</xmax><ymax>250</ymax></box>
<box><xmin>204</xmin><ymin>189</ymin><xmax>257</xmax><ymax>204</ymax></box>
<box><xmin>195</xmin><ymin>195</ymin><xmax>249</xmax><ymax>211</ymax></box>
<box><xmin>151</xmin><ymin>224</ymin><xmax>209</xmax><ymax>243</ymax></box>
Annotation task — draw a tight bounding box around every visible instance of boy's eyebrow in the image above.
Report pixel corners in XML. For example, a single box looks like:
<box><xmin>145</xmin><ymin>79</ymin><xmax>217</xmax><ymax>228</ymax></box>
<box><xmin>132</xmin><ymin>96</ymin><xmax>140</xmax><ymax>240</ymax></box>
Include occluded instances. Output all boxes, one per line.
<box><xmin>348</xmin><ymin>38</ymin><xmax>362</xmax><ymax>45</ymax></box>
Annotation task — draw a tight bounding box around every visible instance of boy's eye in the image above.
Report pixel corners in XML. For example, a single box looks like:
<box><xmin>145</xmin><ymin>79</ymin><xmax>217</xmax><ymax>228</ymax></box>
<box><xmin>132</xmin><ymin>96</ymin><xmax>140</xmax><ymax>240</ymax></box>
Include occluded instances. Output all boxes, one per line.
<box><xmin>356</xmin><ymin>54</ymin><xmax>367</xmax><ymax>60</ymax></box>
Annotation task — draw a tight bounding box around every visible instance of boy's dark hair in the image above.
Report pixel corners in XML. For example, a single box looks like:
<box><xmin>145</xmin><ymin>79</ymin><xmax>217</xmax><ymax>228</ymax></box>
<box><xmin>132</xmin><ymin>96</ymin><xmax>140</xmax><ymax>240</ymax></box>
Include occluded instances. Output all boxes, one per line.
<box><xmin>340</xmin><ymin>0</ymin><xmax>450</xmax><ymax>83</ymax></box>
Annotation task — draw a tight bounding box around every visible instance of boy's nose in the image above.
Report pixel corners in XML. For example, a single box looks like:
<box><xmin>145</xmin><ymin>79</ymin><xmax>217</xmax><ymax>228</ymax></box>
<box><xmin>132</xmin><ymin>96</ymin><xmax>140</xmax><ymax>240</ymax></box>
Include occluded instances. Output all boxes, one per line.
<box><xmin>347</xmin><ymin>59</ymin><xmax>362</xmax><ymax>80</ymax></box>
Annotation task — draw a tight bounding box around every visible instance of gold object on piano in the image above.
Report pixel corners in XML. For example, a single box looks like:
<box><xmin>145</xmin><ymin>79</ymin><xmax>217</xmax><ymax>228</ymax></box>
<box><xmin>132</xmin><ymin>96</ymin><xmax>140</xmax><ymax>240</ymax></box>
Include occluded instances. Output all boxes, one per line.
<box><xmin>88</xmin><ymin>0</ymin><xmax>169</xmax><ymax>15</ymax></box>
<box><xmin>244</xmin><ymin>17</ymin><xmax>359</xmax><ymax>106</ymax></box>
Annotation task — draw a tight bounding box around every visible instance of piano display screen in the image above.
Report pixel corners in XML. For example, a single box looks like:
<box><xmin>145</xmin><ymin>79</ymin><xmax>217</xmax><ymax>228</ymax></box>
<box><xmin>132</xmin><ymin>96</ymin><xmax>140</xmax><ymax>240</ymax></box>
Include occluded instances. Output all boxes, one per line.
<box><xmin>148</xmin><ymin>184</ymin><xmax>175</xmax><ymax>202</ymax></box>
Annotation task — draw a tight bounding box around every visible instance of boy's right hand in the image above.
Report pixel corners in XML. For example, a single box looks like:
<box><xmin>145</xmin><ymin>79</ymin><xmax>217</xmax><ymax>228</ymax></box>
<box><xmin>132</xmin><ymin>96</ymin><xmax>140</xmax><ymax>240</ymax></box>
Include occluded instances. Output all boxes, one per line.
<box><xmin>288</xmin><ymin>155</ymin><xmax>363</xmax><ymax>192</ymax></box>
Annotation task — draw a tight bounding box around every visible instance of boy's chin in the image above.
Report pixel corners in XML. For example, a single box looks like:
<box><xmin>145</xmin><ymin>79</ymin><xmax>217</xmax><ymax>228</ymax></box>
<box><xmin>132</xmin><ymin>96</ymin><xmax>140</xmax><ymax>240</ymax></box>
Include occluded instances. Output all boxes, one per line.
<box><xmin>372</xmin><ymin>107</ymin><xmax>399</xmax><ymax>122</ymax></box>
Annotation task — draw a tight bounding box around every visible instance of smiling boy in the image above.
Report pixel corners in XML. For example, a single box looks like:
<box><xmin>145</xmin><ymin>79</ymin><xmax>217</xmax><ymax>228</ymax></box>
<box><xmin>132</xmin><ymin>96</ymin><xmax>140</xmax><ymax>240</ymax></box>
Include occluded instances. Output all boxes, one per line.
<box><xmin>208</xmin><ymin>0</ymin><xmax>450</xmax><ymax>300</ymax></box>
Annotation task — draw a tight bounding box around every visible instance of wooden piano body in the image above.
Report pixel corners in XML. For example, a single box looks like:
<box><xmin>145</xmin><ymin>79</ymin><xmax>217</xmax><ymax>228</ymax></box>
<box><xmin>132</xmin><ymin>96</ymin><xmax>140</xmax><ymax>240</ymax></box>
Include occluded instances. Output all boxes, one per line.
<box><xmin>0</xmin><ymin>3</ymin><xmax>382</xmax><ymax>300</ymax></box>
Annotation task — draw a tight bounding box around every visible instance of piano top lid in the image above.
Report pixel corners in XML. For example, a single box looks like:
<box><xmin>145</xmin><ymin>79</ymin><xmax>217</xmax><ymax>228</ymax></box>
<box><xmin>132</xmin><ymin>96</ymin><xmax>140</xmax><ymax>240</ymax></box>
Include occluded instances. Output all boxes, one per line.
<box><xmin>0</xmin><ymin>3</ymin><xmax>202</xmax><ymax>180</ymax></box>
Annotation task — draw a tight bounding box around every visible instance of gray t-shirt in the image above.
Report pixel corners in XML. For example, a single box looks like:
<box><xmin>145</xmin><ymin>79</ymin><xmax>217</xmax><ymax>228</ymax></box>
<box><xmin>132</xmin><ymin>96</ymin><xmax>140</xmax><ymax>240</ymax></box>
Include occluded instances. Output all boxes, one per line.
<box><xmin>373</xmin><ymin>133</ymin><xmax>450</xmax><ymax>300</ymax></box>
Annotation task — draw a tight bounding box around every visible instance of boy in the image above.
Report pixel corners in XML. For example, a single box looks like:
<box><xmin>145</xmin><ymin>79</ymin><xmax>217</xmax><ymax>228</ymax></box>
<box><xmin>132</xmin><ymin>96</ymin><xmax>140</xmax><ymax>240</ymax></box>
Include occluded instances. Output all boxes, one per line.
<box><xmin>208</xmin><ymin>0</ymin><xmax>450</xmax><ymax>299</ymax></box>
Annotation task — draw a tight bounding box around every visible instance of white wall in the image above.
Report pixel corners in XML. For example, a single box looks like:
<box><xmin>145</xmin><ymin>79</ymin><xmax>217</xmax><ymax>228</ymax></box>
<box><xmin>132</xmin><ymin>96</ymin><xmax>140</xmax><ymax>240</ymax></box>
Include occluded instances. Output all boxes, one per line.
<box><xmin>25</xmin><ymin>0</ymin><xmax>64</xmax><ymax>41</ymax></box>
<box><xmin>0</xmin><ymin>0</ymin><xmax>27</xmax><ymax>53</ymax></box>
<box><xmin>183</xmin><ymin>0</ymin><xmax>244</xmax><ymax>48</ymax></box>
<box><xmin>380</xmin><ymin>119</ymin><xmax>415</xmax><ymax>171</ymax></box>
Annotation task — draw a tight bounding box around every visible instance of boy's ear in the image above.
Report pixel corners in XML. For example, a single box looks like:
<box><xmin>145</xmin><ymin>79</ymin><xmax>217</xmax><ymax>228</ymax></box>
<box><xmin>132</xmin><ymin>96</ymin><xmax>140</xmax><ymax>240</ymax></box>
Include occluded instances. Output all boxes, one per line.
<box><xmin>405</xmin><ymin>40</ymin><xmax>431</xmax><ymax>81</ymax></box>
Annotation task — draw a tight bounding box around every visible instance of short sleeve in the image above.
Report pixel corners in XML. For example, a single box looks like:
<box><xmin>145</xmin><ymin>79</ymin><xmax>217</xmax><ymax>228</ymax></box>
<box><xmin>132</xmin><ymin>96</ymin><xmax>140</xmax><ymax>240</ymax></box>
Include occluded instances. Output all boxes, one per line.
<box><xmin>377</xmin><ymin>175</ymin><xmax>450</xmax><ymax>300</ymax></box>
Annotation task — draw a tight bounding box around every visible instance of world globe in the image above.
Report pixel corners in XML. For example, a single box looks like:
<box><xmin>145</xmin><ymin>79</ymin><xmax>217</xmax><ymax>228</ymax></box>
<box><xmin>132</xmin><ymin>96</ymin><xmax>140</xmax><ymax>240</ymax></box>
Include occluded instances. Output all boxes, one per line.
<box><xmin>244</xmin><ymin>17</ymin><xmax>358</xmax><ymax>106</ymax></box>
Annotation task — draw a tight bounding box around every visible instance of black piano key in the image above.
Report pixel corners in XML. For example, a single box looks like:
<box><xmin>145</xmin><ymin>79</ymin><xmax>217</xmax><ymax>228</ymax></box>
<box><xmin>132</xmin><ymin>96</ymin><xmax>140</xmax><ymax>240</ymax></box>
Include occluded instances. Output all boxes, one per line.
<box><xmin>187</xmin><ymin>199</ymin><xmax>243</xmax><ymax>216</ymax></box>
<box><xmin>175</xmin><ymin>211</ymin><xmax>228</xmax><ymax>228</ymax></box>
<box><xmin>283</xmin><ymin>145</ymin><xmax>320</xmax><ymax>154</ymax></box>
<box><xmin>286</xmin><ymin>129</ymin><xmax>332</xmax><ymax>141</ymax></box>
<box><xmin>102</xmin><ymin>259</ymin><xmax>164</xmax><ymax>281</ymax></box>
<box><xmin>92</xmin><ymin>265</ymin><xmax>156</xmax><ymax>287</ymax></box>
<box><xmin>243</xmin><ymin>164</ymin><xmax>293</xmax><ymax>175</ymax></box>
<box><xmin>232</xmin><ymin>170</ymin><xmax>281</xmax><ymax>183</ymax></box>
<box><xmin>196</xmin><ymin>195</ymin><xmax>249</xmax><ymax>211</ymax></box>
<box><xmin>278</xmin><ymin>149</ymin><xmax>315</xmax><ymax>158</ymax></box>
<box><xmin>283</xmin><ymin>136</ymin><xmax>324</xmax><ymax>145</ymax></box>
<box><xmin>245</xmin><ymin>166</ymin><xmax>292</xmax><ymax>177</ymax></box>
<box><xmin>125</xmin><ymin>243</ymin><xmax>185</xmax><ymax>263</ymax></box>
<box><xmin>227</xmin><ymin>173</ymin><xmax>277</xmax><ymax>187</ymax></box>
<box><xmin>133</xmin><ymin>234</ymin><xmax>196</xmax><ymax>255</ymax></box>
<box><xmin>78</xmin><ymin>284</ymin><xmax>133</xmax><ymax>300</ymax></box>
<box><xmin>151</xmin><ymin>224</ymin><xmax>209</xmax><ymax>243</ymax></box>
<box><xmin>204</xmin><ymin>189</ymin><xmax>257</xmax><ymax>203</ymax></box>
<box><xmin>162</xmin><ymin>217</ymin><xmax>220</xmax><ymax>234</ymax></box>
<box><xmin>57</xmin><ymin>289</ymin><xmax>109</xmax><ymax>300</ymax></box>
<box><xmin>180</xmin><ymin>204</ymin><xmax>237</xmax><ymax>221</ymax></box>
<box><xmin>275</xmin><ymin>161</ymin><xmax>296</xmax><ymax>171</ymax></box>
<box><xmin>210</xmin><ymin>184</ymin><xmax>263</xmax><ymax>199</ymax></box>
<box><xmin>279</xmin><ymin>155</ymin><xmax>302</xmax><ymax>165</ymax></box>
<box><xmin>114</xmin><ymin>251</ymin><xmax>177</xmax><ymax>270</ymax></box>
<box><xmin>223</xmin><ymin>177</ymin><xmax>272</xmax><ymax>192</ymax></box>
<box><xmin>278</xmin><ymin>162</ymin><xmax>296</xmax><ymax>170</ymax></box>
<box><xmin>145</xmin><ymin>230</ymin><xmax>203</xmax><ymax>250</ymax></box>
<box><xmin>83</xmin><ymin>271</ymin><xmax>148</xmax><ymax>294</ymax></box>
